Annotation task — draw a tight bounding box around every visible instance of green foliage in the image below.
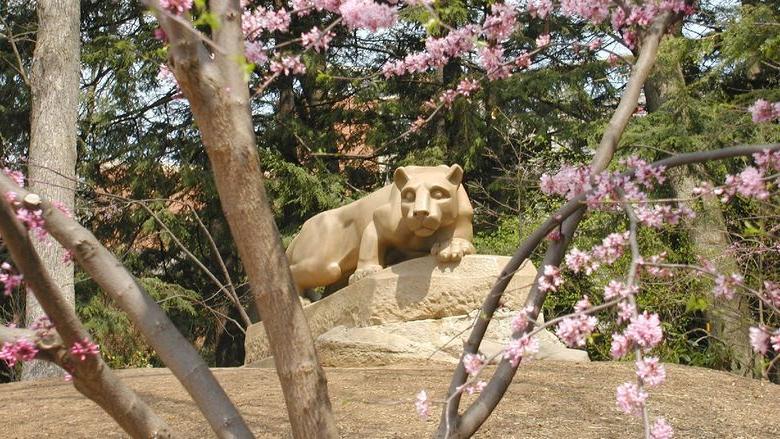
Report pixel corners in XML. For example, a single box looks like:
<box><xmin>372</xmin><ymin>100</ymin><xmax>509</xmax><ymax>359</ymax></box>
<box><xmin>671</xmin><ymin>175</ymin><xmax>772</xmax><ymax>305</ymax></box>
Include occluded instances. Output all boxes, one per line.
<box><xmin>77</xmin><ymin>277</ymin><xmax>211</xmax><ymax>368</ymax></box>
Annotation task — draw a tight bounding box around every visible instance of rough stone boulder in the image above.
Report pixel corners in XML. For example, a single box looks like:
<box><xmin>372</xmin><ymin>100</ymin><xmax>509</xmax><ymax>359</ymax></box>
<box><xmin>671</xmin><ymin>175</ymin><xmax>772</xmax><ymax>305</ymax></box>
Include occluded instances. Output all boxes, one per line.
<box><xmin>244</xmin><ymin>255</ymin><xmax>588</xmax><ymax>366</ymax></box>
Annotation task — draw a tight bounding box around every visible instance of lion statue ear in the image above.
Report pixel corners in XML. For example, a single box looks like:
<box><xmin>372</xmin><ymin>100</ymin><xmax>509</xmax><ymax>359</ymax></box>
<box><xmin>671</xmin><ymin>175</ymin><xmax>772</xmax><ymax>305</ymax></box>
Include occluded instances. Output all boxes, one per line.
<box><xmin>394</xmin><ymin>167</ymin><xmax>410</xmax><ymax>188</ymax></box>
<box><xmin>446</xmin><ymin>164</ymin><xmax>464</xmax><ymax>186</ymax></box>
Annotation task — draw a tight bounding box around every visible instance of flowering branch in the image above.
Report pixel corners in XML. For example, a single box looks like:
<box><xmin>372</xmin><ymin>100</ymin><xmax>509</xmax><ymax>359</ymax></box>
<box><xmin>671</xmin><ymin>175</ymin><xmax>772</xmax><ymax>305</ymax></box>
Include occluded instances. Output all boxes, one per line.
<box><xmin>0</xmin><ymin>188</ymin><xmax>172</xmax><ymax>437</ymax></box>
<box><xmin>0</xmin><ymin>173</ymin><xmax>252</xmax><ymax>437</ymax></box>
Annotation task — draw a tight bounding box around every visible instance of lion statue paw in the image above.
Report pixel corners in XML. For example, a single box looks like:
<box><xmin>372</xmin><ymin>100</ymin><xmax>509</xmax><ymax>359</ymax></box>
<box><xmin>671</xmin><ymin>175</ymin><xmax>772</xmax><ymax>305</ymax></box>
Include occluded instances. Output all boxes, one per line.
<box><xmin>348</xmin><ymin>264</ymin><xmax>383</xmax><ymax>284</ymax></box>
<box><xmin>431</xmin><ymin>238</ymin><xmax>476</xmax><ymax>262</ymax></box>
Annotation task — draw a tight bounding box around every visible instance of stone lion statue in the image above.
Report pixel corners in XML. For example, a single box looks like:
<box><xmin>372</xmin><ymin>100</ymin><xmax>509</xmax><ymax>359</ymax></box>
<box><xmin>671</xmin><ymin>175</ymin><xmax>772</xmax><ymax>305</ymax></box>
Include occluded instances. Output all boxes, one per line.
<box><xmin>286</xmin><ymin>164</ymin><xmax>476</xmax><ymax>293</ymax></box>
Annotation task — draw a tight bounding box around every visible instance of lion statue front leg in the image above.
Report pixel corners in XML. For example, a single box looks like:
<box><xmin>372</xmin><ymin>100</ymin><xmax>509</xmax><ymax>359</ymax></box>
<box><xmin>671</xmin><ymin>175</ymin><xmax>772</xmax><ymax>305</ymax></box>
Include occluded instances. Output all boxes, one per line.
<box><xmin>431</xmin><ymin>237</ymin><xmax>476</xmax><ymax>262</ymax></box>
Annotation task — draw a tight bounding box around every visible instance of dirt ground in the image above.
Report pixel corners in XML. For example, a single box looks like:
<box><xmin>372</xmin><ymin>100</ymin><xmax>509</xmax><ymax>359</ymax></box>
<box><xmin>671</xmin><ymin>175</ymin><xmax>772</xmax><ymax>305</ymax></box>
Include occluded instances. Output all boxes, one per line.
<box><xmin>0</xmin><ymin>361</ymin><xmax>777</xmax><ymax>438</ymax></box>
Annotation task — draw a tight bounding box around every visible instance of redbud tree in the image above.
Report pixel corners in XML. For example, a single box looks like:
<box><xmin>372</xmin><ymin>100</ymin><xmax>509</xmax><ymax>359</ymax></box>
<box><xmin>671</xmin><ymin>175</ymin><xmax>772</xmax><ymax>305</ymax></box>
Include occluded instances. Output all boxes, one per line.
<box><xmin>0</xmin><ymin>0</ymin><xmax>778</xmax><ymax>438</ymax></box>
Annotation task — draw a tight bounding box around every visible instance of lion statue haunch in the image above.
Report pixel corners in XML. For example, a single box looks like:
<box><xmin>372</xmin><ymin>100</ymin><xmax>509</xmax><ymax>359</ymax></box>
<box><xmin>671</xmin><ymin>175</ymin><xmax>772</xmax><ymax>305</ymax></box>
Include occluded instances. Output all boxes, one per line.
<box><xmin>286</xmin><ymin>164</ymin><xmax>476</xmax><ymax>293</ymax></box>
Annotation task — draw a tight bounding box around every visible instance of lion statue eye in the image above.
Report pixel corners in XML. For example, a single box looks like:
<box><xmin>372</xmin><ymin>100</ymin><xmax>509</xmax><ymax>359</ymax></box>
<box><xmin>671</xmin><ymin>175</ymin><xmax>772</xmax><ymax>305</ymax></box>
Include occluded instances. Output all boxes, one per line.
<box><xmin>431</xmin><ymin>189</ymin><xmax>446</xmax><ymax>199</ymax></box>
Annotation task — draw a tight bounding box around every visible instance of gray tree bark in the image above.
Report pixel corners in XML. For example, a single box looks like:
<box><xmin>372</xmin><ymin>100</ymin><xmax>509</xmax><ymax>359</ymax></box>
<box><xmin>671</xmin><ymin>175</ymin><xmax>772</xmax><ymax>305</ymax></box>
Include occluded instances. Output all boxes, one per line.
<box><xmin>643</xmin><ymin>31</ymin><xmax>753</xmax><ymax>375</ymax></box>
<box><xmin>22</xmin><ymin>0</ymin><xmax>80</xmax><ymax>380</ymax></box>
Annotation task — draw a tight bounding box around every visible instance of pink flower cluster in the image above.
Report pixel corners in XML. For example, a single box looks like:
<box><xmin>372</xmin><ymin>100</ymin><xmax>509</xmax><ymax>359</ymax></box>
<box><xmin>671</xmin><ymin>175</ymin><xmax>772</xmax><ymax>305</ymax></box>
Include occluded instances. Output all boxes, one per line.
<box><xmin>479</xmin><ymin>46</ymin><xmax>512</xmax><ymax>80</ymax></box>
<box><xmin>428</xmin><ymin>79</ymin><xmax>481</xmax><ymax>110</ymax></box>
<box><xmin>510</xmin><ymin>306</ymin><xmax>534</xmax><ymax>334</ymax></box>
<box><xmin>611</xmin><ymin>311</ymin><xmax>663</xmax><ymax>359</ymax></box>
<box><xmin>528</xmin><ymin>0</ymin><xmax>553</xmax><ymax>19</ymax></box>
<box><xmin>749</xmin><ymin>326</ymin><xmax>780</xmax><ymax>355</ymax></box>
<box><xmin>270</xmin><ymin>55</ymin><xmax>306</xmax><ymax>76</ymax></box>
<box><xmin>415</xmin><ymin>390</ymin><xmax>430</xmax><ymax>420</ymax></box>
<box><xmin>762</xmin><ymin>281</ymin><xmax>780</xmax><ymax>308</ymax></box>
<box><xmin>712</xmin><ymin>273</ymin><xmax>744</xmax><ymax>300</ymax></box>
<box><xmin>242</xmin><ymin>7</ymin><xmax>291</xmax><ymax>40</ymax></box>
<box><xmin>245</xmin><ymin>41</ymin><xmax>268</xmax><ymax>64</ymax></box>
<box><xmin>603</xmin><ymin>280</ymin><xmax>638</xmax><ymax>301</ymax></box>
<box><xmin>30</xmin><ymin>315</ymin><xmax>54</xmax><ymax>335</ymax></box>
<box><xmin>539</xmin><ymin>165</ymin><xmax>590</xmax><ymax>200</ymax></box>
<box><xmin>339</xmin><ymin>0</ymin><xmax>397</xmax><ymax>31</ymax></box>
<box><xmin>564</xmin><ymin>231</ymin><xmax>630</xmax><ymax>274</ymax></box>
<box><xmin>635</xmin><ymin>356</ymin><xmax>666</xmax><ymax>387</ymax></box>
<box><xmin>159</xmin><ymin>0</ymin><xmax>193</xmax><ymax>15</ymax></box>
<box><xmin>634</xmin><ymin>203</ymin><xmax>695</xmax><ymax>229</ymax></box>
<box><xmin>650</xmin><ymin>417</ymin><xmax>674</xmax><ymax>439</ymax></box>
<box><xmin>382</xmin><ymin>27</ymin><xmax>477</xmax><ymax>77</ymax></box>
<box><xmin>482</xmin><ymin>3</ymin><xmax>516</xmax><ymax>42</ymax></box>
<box><xmin>538</xmin><ymin>265</ymin><xmax>564</xmax><ymax>292</ymax></box>
<box><xmin>637</xmin><ymin>253</ymin><xmax>673</xmax><ymax>278</ymax></box>
<box><xmin>503</xmin><ymin>335</ymin><xmax>539</xmax><ymax>366</ymax></box>
<box><xmin>555</xmin><ymin>296</ymin><xmax>598</xmax><ymax>347</ymax></box>
<box><xmin>301</xmin><ymin>27</ymin><xmax>335</xmax><ymax>53</ymax></box>
<box><xmin>695</xmin><ymin>149</ymin><xmax>779</xmax><ymax>202</ymax></box>
<box><xmin>70</xmin><ymin>338</ymin><xmax>100</xmax><ymax>361</ymax></box>
<box><xmin>0</xmin><ymin>338</ymin><xmax>38</xmax><ymax>367</ymax></box>
<box><xmin>462</xmin><ymin>352</ymin><xmax>486</xmax><ymax>376</ymax></box>
<box><xmin>615</xmin><ymin>382</ymin><xmax>647</xmax><ymax>416</ymax></box>
<box><xmin>2</xmin><ymin>168</ymin><xmax>24</xmax><ymax>187</ymax></box>
<box><xmin>0</xmin><ymin>262</ymin><xmax>23</xmax><ymax>296</ymax></box>
<box><xmin>748</xmin><ymin>99</ymin><xmax>780</xmax><ymax>123</ymax></box>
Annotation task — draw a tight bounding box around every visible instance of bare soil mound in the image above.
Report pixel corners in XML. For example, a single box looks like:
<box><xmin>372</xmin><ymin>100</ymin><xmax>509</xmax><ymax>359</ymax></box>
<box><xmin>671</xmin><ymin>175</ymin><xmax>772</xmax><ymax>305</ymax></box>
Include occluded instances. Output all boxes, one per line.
<box><xmin>1</xmin><ymin>361</ymin><xmax>777</xmax><ymax>438</ymax></box>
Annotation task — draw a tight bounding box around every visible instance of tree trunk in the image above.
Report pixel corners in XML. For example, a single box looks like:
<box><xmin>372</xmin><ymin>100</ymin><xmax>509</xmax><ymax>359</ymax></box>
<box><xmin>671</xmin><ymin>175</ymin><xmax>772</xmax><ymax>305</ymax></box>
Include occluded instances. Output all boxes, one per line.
<box><xmin>643</xmin><ymin>29</ymin><xmax>753</xmax><ymax>375</ymax></box>
<box><xmin>23</xmin><ymin>0</ymin><xmax>80</xmax><ymax>380</ymax></box>
<box><xmin>151</xmin><ymin>0</ymin><xmax>338</xmax><ymax>436</ymax></box>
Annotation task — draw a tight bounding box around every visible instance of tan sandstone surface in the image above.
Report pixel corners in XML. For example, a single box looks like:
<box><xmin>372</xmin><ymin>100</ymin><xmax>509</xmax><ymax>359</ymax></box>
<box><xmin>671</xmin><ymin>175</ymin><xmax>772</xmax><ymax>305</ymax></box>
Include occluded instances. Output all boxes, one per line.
<box><xmin>246</xmin><ymin>255</ymin><xmax>585</xmax><ymax>366</ymax></box>
<box><xmin>0</xmin><ymin>362</ymin><xmax>777</xmax><ymax>437</ymax></box>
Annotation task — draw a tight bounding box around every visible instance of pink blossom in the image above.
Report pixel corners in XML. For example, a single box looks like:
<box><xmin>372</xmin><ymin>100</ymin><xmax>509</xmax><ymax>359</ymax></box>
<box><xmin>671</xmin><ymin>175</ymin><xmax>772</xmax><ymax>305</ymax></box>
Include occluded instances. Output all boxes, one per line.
<box><xmin>415</xmin><ymin>390</ymin><xmax>430</xmax><ymax>420</ymax></box>
<box><xmin>555</xmin><ymin>314</ymin><xmax>597</xmax><ymax>348</ymax></box>
<box><xmin>70</xmin><ymin>338</ymin><xmax>100</xmax><ymax>361</ymax></box>
<box><xmin>625</xmin><ymin>312</ymin><xmax>663</xmax><ymax>350</ymax></box>
<box><xmin>245</xmin><ymin>42</ymin><xmax>268</xmax><ymax>65</ymax></box>
<box><xmin>771</xmin><ymin>331</ymin><xmax>780</xmax><ymax>352</ymax></box>
<box><xmin>159</xmin><ymin>0</ymin><xmax>193</xmax><ymax>15</ymax></box>
<box><xmin>636</xmin><ymin>357</ymin><xmax>666</xmax><ymax>387</ymax></box>
<box><xmin>747</xmin><ymin>99</ymin><xmax>779</xmax><ymax>123</ymax></box>
<box><xmin>16</xmin><ymin>207</ymin><xmax>47</xmax><ymax>240</ymax></box>
<box><xmin>0</xmin><ymin>262</ymin><xmax>23</xmax><ymax>296</ymax></box>
<box><xmin>301</xmin><ymin>27</ymin><xmax>335</xmax><ymax>52</ymax></box>
<box><xmin>622</xmin><ymin>30</ymin><xmax>637</xmax><ymax>49</ymax></box>
<box><xmin>456</xmin><ymin>79</ymin><xmax>480</xmax><ymax>96</ymax></box>
<box><xmin>479</xmin><ymin>46</ymin><xmax>511</xmax><ymax>80</ymax></box>
<box><xmin>535</xmin><ymin>33</ymin><xmax>550</xmax><ymax>48</ymax></box>
<box><xmin>713</xmin><ymin>273</ymin><xmax>743</xmax><ymax>300</ymax></box>
<box><xmin>482</xmin><ymin>3</ymin><xmax>516</xmax><ymax>42</ymax></box>
<box><xmin>511</xmin><ymin>306</ymin><xmax>534</xmax><ymax>334</ymax></box>
<box><xmin>62</xmin><ymin>249</ymin><xmax>75</xmax><ymax>265</ymax></box>
<box><xmin>560</xmin><ymin>0</ymin><xmax>611</xmax><ymax>23</ymax></box>
<box><xmin>539</xmin><ymin>164</ymin><xmax>590</xmax><ymax>200</ymax></box>
<box><xmin>749</xmin><ymin>326</ymin><xmax>769</xmax><ymax>355</ymax></box>
<box><xmin>617</xmin><ymin>301</ymin><xmax>635</xmax><ymax>324</ymax></box>
<box><xmin>538</xmin><ymin>265</ymin><xmax>564</xmax><ymax>292</ymax></box>
<box><xmin>270</xmin><ymin>55</ymin><xmax>306</xmax><ymax>76</ymax></box>
<box><xmin>610</xmin><ymin>333</ymin><xmax>631</xmax><ymax>359</ymax></box>
<box><xmin>462</xmin><ymin>380</ymin><xmax>487</xmax><ymax>395</ymax></box>
<box><xmin>762</xmin><ymin>281</ymin><xmax>780</xmax><ymax>308</ymax></box>
<box><xmin>591</xmin><ymin>231</ymin><xmax>630</xmax><ymax>265</ymax></box>
<box><xmin>616</xmin><ymin>382</ymin><xmax>648</xmax><ymax>416</ymax></box>
<box><xmin>0</xmin><ymin>338</ymin><xmax>38</xmax><ymax>367</ymax></box>
<box><xmin>515</xmin><ymin>51</ymin><xmax>531</xmax><ymax>69</ymax></box>
<box><xmin>31</xmin><ymin>315</ymin><xmax>54</xmax><ymax>334</ymax></box>
<box><xmin>339</xmin><ymin>0</ymin><xmax>397</xmax><ymax>31</ymax></box>
<box><xmin>64</xmin><ymin>372</ymin><xmax>73</xmax><ymax>382</ymax></box>
<box><xmin>313</xmin><ymin>0</ymin><xmax>342</xmax><ymax>12</ymax></box>
<box><xmin>611</xmin><ymin>6</ymin><xmax>626</xmax><ymax>30</ymax></box>
<box><xmin>622</xmin><ymin>156</ymin><xmax>666</xmax><ymax>186</ymax></box>
<box><xmin>3</xmin><ymin>168</ymin><xmax>24</xmax><ymax>187</ymax></box>
<box><xmin>604</xmin><ymin>280</ymin><xmax>637</xmax><ymax>300</ymax></box>
<box><xmin>638</xmin><ymin>253</ymin><xmax>673</xmax><ymax>277</ymax></box>
<box><xmin>565</xmin><ymin>248</ymin><xmax>592</xmax><ymax>274</ymax></box>
<box><xmin>607</xmin><ymin>53</ymin><xmax>619</xmax><ymax>66</ymax></box>
<box><xmin>588</xmin><ymin>38</ymin><xmax>602</xmax><ymax>51</ymax></box>
<box><xmin>650</xmin><ymin>417</ymin><xmax>674</xmax><ymax>439</ymax></box>
<box><xmin>462</xmin><ymin>353</ymin><xmax>485</xmax><ymax>376</ymax></box>
<box><xmin>528</xmin><ymin>0</ymin><xmax>553</xmax><ymax>19</ymax></box>
<box><xmin>753</xmin><ymin>149</ymin><xmax>780</xmax><ymax>173</ymax></box>
<box><xmin>504</xmin><ymin>335</ymin><xmax>539</xmax><ymax>366</ymax></box>
<box><xmin>153</xmin><ymin>27</ymin><xmax>168</xmax><ymax>42</ymax></box>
